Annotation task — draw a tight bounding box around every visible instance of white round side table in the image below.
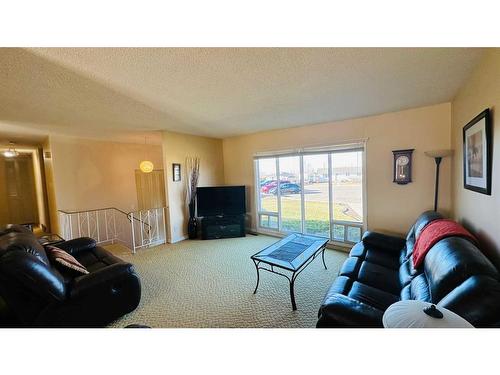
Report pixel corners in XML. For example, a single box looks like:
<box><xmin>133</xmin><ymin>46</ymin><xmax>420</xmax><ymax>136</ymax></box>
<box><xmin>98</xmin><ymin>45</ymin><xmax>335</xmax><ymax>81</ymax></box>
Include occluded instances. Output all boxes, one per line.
<box><xmin>383</xmin><ymin>300</ymin><xmax>474</xmax><ymax>328</ymax></box>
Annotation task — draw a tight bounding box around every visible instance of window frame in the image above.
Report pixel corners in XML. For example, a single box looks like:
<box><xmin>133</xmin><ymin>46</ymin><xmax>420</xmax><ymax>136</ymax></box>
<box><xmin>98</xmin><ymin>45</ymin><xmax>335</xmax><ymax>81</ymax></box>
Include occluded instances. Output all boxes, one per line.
<box><xmin>254</xmin><ymin>143</ymin><xmax>366</xmax><ymax>246</ymax></box>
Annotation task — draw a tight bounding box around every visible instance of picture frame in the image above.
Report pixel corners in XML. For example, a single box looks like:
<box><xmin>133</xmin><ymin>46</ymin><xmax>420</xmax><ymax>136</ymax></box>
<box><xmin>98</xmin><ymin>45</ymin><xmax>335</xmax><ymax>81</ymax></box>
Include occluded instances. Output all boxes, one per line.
<box><xmin>463</xmin><ymin>108</ymin><xmax>492</xmax><ymax>195</ymax></box>
<box><xmin>392</xmin><ymin>149</ymin><xmax>414</xmax><ymax>185</ymax></box>
<box><xmin>173</xmin><ymin>163</ymin><xmax>181</xmax><ymax>182</ymax></box>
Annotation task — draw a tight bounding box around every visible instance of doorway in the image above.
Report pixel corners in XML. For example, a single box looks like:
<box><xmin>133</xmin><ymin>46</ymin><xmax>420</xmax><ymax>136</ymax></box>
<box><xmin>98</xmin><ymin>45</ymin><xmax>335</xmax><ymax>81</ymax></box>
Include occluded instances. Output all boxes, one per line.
<box><xmin>135</xmin><ymin>169</ymin><xmax>166</xmax><ymax>210</ymax></box>
<box><xmin>0</xmin><ymin>153</ymin><xmax>39</xmax><ymax>226</ymax></box>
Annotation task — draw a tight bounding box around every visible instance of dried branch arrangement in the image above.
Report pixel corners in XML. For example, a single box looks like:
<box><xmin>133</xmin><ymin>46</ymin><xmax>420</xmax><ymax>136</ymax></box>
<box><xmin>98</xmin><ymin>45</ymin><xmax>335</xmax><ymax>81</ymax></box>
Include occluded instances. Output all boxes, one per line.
<box><xmin>186</xmin><ymin>156</ymin><xmax>200</xmax><ymax>207</ymax></box>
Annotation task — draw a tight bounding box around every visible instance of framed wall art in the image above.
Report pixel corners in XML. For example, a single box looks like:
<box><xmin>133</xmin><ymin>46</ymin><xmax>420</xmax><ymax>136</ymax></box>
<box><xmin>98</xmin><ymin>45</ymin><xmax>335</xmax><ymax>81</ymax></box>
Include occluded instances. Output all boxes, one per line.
<box><xmin>463</xmin><ymin>108</ymin><xmax>492</xmax><ymax>195</ymax></box>
<box><xmin>173</xmin><ymin>163</ymin><xmax>181</xmax><ymax>182</ymax></box>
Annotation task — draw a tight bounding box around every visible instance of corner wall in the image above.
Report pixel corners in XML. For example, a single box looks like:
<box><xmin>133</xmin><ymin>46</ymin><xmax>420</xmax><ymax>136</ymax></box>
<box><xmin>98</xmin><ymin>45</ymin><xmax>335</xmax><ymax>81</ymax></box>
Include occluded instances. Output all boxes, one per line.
<box><xmin>451</xmin><ymin>49</ymin><xmax>500</xmax><ymax>268</ymax></box>
<box><xmin>162</xmin><ymin>131</ymin><xmax>224</xmax><ymax>243</ymax></box>
<box><xmin>49</xmin><ymin>135</ymin><xmax>163</xmax><ymax>227</ymax></box>
<box><xmin>42</xmin><ymin>138</ymin><xmax>59</xmax><ymax>233</ymax></box>
<box><xmin>223</xmin><ymin>103</ymin><xmax>452</xmax><ymax>236</ymax></box>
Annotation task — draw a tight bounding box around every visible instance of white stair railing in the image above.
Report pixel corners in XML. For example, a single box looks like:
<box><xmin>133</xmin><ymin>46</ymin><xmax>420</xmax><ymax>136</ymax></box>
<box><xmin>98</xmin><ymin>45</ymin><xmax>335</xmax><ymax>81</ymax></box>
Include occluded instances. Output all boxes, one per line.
<box><xmin>129</xmin><ymin>207</ymin><xmax>167</xmax><ymax>253</ymax></box>
<box><xmin>58</xmin><ymin>207</ymin><xmax>167</xmax><ymax>253</ymax></box>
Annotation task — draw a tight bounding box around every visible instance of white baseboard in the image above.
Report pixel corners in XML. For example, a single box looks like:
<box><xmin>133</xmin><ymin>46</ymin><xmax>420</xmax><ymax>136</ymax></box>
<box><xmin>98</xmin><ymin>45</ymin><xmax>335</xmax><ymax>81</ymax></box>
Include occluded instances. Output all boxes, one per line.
<box><xmin>246</xmin><ymin>227</ymin><xmax>259</xmax><ymax>235</ymax></box>
<box><xmin>168</xmin><ymin>234</ymin><xmax>189</xmax><ymax>244</ymax></box>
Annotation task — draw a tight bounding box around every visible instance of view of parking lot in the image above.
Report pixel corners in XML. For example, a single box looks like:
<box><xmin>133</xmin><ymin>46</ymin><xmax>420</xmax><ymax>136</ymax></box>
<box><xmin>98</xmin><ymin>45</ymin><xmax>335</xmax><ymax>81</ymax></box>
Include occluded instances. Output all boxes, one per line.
<box><xmin>257</xmin><ymin>151</ymin><xmax>363</xmax><ymax>242</ymax></box>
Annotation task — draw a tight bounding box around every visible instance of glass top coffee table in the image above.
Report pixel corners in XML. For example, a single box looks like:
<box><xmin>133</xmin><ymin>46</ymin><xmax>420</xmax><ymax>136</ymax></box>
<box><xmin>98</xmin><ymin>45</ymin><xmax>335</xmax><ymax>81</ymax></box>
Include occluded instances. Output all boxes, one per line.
<box><xmin>251</xmin><ymin>233</ymin><xmax>329</xmax><ymax>311</ymax></box>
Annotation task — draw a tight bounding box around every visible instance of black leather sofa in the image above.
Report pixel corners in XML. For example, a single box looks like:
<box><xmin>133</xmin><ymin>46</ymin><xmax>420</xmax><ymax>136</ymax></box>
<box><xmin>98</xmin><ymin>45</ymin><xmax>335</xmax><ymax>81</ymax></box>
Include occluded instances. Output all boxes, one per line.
<box><xmin>317</xmin><ymin>211</ymin><xmax>500</xmax><ymax>327</ymax></box>
<box><xmin>0</xmin><ymin>224</ymin><xmax>141</xmax><ymax>327</ymax></box>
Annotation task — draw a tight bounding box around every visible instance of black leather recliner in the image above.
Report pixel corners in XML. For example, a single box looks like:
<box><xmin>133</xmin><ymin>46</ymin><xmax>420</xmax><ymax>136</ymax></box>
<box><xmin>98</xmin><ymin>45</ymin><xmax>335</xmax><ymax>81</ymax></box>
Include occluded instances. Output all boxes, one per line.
<box><xmin>0</xmin><ymin>224</ymin><xmax>141</xmax><ymax>327</ymax></box>
<box><xmin>317</xmin><ymin>211</ymin><xmax>500</xmax><ymax>327</ymax></box>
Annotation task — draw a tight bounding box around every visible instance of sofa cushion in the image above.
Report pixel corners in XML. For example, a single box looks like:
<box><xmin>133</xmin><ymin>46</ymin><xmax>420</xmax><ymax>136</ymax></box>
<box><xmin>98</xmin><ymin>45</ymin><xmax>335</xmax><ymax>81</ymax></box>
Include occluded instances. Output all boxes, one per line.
<box><xmin>349</xmin><ymin>242</ymin><xmax>366</xmax><ymax>258</ymax></box>
<box><xmin>357</xmin><ymin>261</ymin><xmax>400</xmax><ymax>295</ymax></box>
<box><xmin>424</xmin><ymin>237</ymin><xmax>499</xmax><ymax>302</ymax></box>
<box><xmin>348</xmin><ymin>242</ymin><xmax>400</xmax><ymax>270</ymax></box>
<box><xmin>347</xmin><ymin>281</ymin><xmax>399</xmax><ymax>311</ymax></box>
<box><xmin>317</xmin><ymin>294</ymin><xmax>384</xmax><ymax>328</ymax></box>
<box><xmin>56</xmin><ymin>237</ymin><xmax>97</xmax><ymax>256</ymax></box>
<box><xmin>399</xmin><ymin>258</ymin><xmax>420</xmax><ymax>287</ymax></box>
<box><xmin>400</xmin><ymin>274</ymin><xmax>431</xmax><ymax>302</ymax></box>
<box><xmin>404</xmin><ymin>236</ymin><xmax>415</xmax><ymax>259</ymax></box>
<box><xmin>75</xmin><ymin>246</ymin><xmax>124</xmax><ymax>272</ymax></box>
<box><xmin>339</xmin><ymin>257</ymin><xmax>362</xmax><ymax>279</ymax></box>
<box><xmin>361</xmin><ymin>231</ymin><xmax>405</xmax><ymax>253</ymax></box>
<box><xmin>408</xmin><ymin>273</ymin><xmax>432</xmax><ymax>302</ymax></box>
<box><xmin>45</xmin><ymin>246</ymin><xmax>89</xmax><ymax>276</ymax></box>
<box><xmin>414</xmin><ymin>210</ymin><xmax>443</xmax><ymax>239</ymax></box>
<box><xmin>321</xmin><ymin>276</ymin><xmax>354</xmax><ymax>306</ymax></box>
<box><xmin>400</xmin><ymin>284</ymin><xmax>411</xmax><ymax>300</ymax></box>
<box><xmin>365</xmin><ymin>248</ymin><xmax>400</xmax><ymax>270</ymax></box>
<box><xmin>405</xmin><ymin>224</ymin><xmax>415</xmax><ymax>242</ymax></box>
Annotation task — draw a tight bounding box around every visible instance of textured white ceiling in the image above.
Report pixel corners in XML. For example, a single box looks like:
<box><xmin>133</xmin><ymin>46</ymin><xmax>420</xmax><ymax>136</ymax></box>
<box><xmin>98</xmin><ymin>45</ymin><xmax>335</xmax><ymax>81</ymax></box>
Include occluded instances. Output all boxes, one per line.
<box><xmin>2</xmin><ymin>48</ymin><xmax>485</xmax><ymax>138</ymax></box>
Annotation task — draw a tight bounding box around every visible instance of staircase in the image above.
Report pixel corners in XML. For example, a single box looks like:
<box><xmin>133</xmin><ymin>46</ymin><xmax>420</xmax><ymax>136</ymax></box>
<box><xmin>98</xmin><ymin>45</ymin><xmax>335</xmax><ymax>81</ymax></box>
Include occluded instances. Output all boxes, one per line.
<box><xmin>58</xmin><ymin>207</ymin><xmax>167</xmax><ymax>253</ymax></box>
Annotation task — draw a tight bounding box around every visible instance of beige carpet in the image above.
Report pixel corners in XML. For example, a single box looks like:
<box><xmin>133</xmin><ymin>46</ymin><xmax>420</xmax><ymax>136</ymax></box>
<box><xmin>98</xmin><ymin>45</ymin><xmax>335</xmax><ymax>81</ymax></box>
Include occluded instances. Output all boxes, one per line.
<box><xmin>107</xmin><ymin>235</ymin><xmax>347</xmax><ymax>328</ymax></box>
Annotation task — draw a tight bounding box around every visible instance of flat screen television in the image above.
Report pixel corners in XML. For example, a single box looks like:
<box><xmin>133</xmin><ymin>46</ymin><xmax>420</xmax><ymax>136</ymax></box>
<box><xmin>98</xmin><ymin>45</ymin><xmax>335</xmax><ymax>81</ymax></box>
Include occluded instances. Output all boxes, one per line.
<box><xmin>196</xmin><ymin>186</ymin><xmax>246</xmax><ymax>217</ymax></box>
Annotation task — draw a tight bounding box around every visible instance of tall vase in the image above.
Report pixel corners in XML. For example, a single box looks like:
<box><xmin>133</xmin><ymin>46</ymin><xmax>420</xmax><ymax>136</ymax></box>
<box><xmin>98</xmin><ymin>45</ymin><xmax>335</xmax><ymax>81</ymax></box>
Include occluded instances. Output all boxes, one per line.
<box><xmin>188</xmin><ymin>202</ymin><xmax>198</xmax><ymax>239</ymax></box>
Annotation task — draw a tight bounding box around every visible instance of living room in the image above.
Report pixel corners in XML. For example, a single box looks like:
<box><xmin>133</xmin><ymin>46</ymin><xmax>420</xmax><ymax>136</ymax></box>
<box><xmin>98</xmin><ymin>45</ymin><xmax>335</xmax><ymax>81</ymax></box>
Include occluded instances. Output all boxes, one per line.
<box><xmin>1</xmin><ymin>2</ymin><xmax>499</xmax><ymax>374</ymax></box>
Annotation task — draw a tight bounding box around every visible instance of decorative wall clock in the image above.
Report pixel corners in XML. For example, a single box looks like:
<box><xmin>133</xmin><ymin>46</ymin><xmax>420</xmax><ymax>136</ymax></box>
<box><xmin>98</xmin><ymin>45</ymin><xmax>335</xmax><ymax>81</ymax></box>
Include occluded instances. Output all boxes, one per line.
<box><xmin>393</xmin><ymin>149</ymin><xmax>414</xmax><ymax>185</ymax></box>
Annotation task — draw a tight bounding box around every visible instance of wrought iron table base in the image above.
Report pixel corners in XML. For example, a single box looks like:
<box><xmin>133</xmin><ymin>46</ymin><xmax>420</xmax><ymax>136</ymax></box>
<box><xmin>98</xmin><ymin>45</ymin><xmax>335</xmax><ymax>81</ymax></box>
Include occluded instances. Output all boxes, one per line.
<box><xmin>252</xmin><ymin>246</ymin><xmax>327</xmax><ymax>311</ymax></box>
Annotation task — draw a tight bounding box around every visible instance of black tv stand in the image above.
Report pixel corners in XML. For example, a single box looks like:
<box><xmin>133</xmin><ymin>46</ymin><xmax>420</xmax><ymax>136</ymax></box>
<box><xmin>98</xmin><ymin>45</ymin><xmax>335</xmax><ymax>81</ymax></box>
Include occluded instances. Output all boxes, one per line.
<box><xmin>200</xmin><ymin>214</ymin><xmax>245</xmax><ymax>240</ymax></box>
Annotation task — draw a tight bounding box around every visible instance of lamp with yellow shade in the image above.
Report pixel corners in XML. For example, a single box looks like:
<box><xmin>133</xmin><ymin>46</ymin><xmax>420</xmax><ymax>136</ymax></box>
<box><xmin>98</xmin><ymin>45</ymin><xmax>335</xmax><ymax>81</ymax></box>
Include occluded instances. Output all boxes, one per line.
<box><xmin>139</xmin><ymin>136</ymin><xmax>154</xmax><ymax>173</ymax></box>
<box><xmin>139</xmin><ymin>160</ymin><xmax>154</xmax><ymax>173</ymax></box>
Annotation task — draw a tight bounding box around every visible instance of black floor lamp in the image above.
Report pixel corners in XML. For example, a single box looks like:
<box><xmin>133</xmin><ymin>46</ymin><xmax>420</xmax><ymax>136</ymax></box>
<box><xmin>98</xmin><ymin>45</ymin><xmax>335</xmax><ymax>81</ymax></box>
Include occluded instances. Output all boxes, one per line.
<box><xmin>424</xmin><ymin>149</ymin><xmax>453</xmax><ymax>211</ymax></box>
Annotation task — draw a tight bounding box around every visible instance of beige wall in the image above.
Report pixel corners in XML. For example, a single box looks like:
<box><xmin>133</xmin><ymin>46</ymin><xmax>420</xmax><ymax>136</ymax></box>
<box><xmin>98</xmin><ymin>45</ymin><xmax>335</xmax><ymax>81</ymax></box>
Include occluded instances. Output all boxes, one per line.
<box><xmin>223</xmin><ymin>103</ymin><xmax>452</xmax><ymax>236</ymax></box>
<box><xmin>162</xmin><ymin>131</ymin><xmax>224</xmax><ymax>243</ymax></box>
<box><xmin>50</xmin><ymin>135</ymin><xmax>163</xmax><ymax>219</ymax></box>
<box><xmin>451</xmin><ymin>49</ymin><xmax>500</xmax><ymax>268</ymax></box>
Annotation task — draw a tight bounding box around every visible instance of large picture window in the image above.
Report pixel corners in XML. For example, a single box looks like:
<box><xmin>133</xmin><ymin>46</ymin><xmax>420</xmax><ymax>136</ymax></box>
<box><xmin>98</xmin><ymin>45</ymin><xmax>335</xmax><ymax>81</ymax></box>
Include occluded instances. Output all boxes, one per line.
<box><xmin>255</xmin><ymin>145</ymin><xmax>364</xmax><ymax>244</ymax></box>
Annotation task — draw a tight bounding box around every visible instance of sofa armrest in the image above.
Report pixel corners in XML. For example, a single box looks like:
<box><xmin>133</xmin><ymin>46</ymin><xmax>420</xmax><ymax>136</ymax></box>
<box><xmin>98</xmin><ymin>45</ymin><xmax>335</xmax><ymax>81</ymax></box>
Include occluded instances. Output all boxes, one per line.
<box><xmin>438</xmin><ymin>275</ymin><xmax>500</xmax><ymax>328</ymax></box>
<box><xmin>362</xmin><ymin>231</ymin><xmax>405</xmax><ymax>253</ymax></box>
<box><xmin>0</xmin><ymin>251</ymin><xmax>67</xmax><ymax>302</ymax></box>
<box><xmin>70</xmin><ymin>262</ymin><xmax>136</xmax><ymax>299</ymax></box>
<box><xmin>317</xmin><ymin>294</ymin><xmax>384</xmax><ymax>327</ymax></box>
<box><xmin>56</xmin><ymin>237</ymin><xmax>96</xmax><ymax>256</ymax></box>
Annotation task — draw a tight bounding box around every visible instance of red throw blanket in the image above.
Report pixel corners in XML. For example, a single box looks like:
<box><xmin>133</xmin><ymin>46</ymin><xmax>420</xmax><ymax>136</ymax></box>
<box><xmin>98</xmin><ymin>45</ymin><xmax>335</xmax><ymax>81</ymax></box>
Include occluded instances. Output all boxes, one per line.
<box><xmin>413</xmin><ymin>219</ymin><xmax>477</xmax><ymax>268</ymax></box>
